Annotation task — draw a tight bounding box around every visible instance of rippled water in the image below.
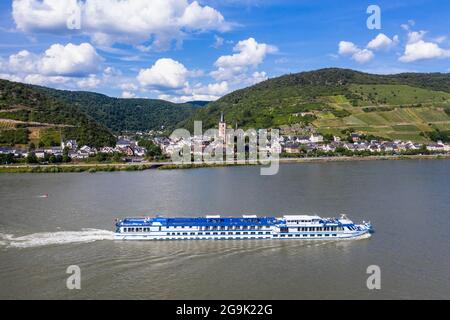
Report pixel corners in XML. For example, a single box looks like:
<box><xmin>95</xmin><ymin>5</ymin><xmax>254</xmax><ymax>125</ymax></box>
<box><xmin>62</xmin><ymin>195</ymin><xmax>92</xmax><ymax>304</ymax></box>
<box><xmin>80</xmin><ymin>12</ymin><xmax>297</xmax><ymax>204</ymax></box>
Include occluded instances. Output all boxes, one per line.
<box><xmin>0</xmin><ymin>160</ymin><xmax>449</xmax><ymax>299</ymax></box>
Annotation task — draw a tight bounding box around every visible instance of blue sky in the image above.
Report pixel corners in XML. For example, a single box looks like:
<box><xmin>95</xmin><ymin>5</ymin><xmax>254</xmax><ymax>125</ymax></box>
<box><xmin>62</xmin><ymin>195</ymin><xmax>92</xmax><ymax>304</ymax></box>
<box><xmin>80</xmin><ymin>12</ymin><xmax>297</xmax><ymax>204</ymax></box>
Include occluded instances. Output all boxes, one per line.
<box><xmin>1</xmin><ymin>0</ymin><xmax>449</xmax><ymax>102</ymax></box>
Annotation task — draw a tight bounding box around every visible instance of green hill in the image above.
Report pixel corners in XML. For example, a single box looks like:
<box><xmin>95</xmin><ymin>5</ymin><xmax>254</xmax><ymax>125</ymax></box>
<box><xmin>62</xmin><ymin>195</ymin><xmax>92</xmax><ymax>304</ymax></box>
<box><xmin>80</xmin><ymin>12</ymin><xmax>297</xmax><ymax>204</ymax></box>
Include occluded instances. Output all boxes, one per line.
<box><xmin>180</xmin><ymin>68</ymin><xmax>450</xmax><ymax>142</ymax></box>
<box><xmin>41</xmin><ymin>89</ymin><xmax>198</xmax><ymax>133</ymax></box>
<box><xmin>0</xmin><ymin>79</ymin><xmax>115</xmax><ymax>148</ymax></box>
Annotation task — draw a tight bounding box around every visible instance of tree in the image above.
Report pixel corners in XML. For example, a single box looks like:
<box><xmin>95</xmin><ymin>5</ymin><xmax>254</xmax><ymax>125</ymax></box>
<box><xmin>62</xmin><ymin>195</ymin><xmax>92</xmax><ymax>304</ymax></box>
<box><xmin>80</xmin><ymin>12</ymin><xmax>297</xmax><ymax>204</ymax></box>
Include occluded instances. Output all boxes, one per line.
<box><xmin>0</xmin><ymin>153</ymin><xmax>15</xmax><ymax>165</ymax></box>
<box><xmin>26</xmin><ymin>152</ymin><xmax>39</xmax><ymax>164</ymax></box>
<box><xmin>112</xmin><ymin>152</ymin><xmax>123</xmax><ymax>163</ymax></box>
<box><xmin>95</xmin><ymin>152</ymin><xmax>109</xmax><ymax>162</ymax></box>
<box><xmin>62</xmin><ymin>147</ymin><xmax>71</xmax><ymax>163</ymax></box>
<box><xmin>139</xmin><ymin>139</ymin><xmax>162</xmax><ymax>159</ymax></box>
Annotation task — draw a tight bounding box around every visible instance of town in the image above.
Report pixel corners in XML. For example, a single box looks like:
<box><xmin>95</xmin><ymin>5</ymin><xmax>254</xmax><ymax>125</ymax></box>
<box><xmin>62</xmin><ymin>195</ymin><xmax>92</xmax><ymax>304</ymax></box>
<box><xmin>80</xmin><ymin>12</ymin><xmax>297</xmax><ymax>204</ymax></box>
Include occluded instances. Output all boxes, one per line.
<box><xmin>1</xmin><ymin>114</ymin><xmax>450</xmax><ymax>165</ymax></box>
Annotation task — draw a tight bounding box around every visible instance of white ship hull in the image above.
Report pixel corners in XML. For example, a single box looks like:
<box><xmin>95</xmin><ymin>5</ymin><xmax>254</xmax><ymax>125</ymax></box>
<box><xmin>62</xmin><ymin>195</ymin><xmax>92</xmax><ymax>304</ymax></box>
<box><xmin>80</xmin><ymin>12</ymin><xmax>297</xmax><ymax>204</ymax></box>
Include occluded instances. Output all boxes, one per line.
<box><xmin>114</xmin><ymin>214</ymin><xmax>373</xmax><ymax>241</ymax></box>
<box><xmin>113</xmin><ymin>229</ymin><xmax>371</xmax><ymax>241</ymax></box>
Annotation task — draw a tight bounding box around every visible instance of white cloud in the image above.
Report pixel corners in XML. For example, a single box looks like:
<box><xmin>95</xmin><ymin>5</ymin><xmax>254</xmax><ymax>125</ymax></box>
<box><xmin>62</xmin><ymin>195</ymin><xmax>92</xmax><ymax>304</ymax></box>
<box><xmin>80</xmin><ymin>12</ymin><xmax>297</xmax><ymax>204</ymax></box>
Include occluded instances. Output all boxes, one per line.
<box><xmin>155</xmin><ymin>80</ymin><xmax>230</xmax><ymax>103</ymax></box>
<box><xmin>211</xmin><ymin>37</ymin><xmax>277</xmax><ymax>81</ymax></box>
<box><xmin>367</xmin><ymin>33</ymin><xmax>398</xmax><ymax>51</ymax></box>
<box><xmin>121</xmin><ymin>91</ymin><xmax>136</xmax><ymax>99</ymax></box>
<box><xmin>250</xmin><ymin>71</ymin><xmax>268</xmax><ymax>84</ymax></box>
<box><xmin>212</xmin><ymin>35</ymin><xmax>224</xmax><ymax>48</ymax></box>
<box><xmin>7</xmin><ymin>50</ymin><xmax>38</xmax><ymax>74</ymax></box>
<box><xmin>197</xmin><ymin>81</ymin><xmax>229</xmax><ymax>95</ymax></box>
<box><xmin>119</xmin><ymin>83</ymin><xmax>138</xmax><ymax>91</ymax></box>
<box><xmin>399</xmin><ymin>40</ymin><xmax>450</xmax><ymax>62</ymax></box>
<box><xmin>0</xmin><ymin>42</ymin><xmax>109</xmax><ymax>89</ymax></box>
<box><xmin>398</xmin><ymin>29</ymin><xmax>450</xmax><ymax>62</ymax></box>
<box><xmin>12</xmin><ymin>0</ymin><xmax>230</xmax><ymax>50</ymax></box>
<box><xmin>214</xmin><ymin>37</ymin><xmax>277</xmax><ymax>69</ymax></box>
<box><xmin>338</xmin><ymin>41</ymin><xmax>374</xmax><ymax>64</ymax></box>
<box><xmin>179</xmin><ymin>1</ymin><xmax>228</xmax><ymax>31</ymax></box>
<box><xmin>39</xmin><ymin>43</ymin><xmax>101</xmax><ymax>76</ymax></box>
<box><xmin>434</xmin><ymin>36</ymin><xmax>447</xmax><ymax>44</ymax></box>
<box><xmin>407</xmin><ymin>30</ymin><xmax>427</xmax><ymax>44</ymax></box>
<box><xmin>338</xmin><ymin>41</ymin><xmax>360</xmax><ymax>56</ymax></box>
<box><xmin>2</xmin><ymin>43</ymin><xmax>101</xmax><ymax>77</ymax></box>
<box><xmin>137</xmin><ymin>58</ymin><xmax>188</xmax><ymax>90</ymax></box>
<box><xmin>76</xmin><ymin>74</ymin><xmax>100</xmax><ymax>88</ymax></box>
<box><xmin>352</xmin><ymin>49</ymin><xmax>375</xmax><ymax>64</ymax></box>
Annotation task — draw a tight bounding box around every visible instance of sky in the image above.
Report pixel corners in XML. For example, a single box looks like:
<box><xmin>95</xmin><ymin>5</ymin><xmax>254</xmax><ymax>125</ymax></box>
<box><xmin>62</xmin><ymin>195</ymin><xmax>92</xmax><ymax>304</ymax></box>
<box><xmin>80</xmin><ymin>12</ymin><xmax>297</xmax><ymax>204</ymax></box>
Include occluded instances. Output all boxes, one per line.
<box><xmin>0</xmin><ymin>0</ymin><xmax>450</xmax><ymax>102</ymax></box>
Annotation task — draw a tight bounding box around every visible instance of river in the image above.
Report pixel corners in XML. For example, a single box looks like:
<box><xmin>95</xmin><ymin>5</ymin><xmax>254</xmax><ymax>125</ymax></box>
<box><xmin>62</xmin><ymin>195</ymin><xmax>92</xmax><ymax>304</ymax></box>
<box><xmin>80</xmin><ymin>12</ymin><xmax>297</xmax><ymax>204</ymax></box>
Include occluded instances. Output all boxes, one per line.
<box><xmin>0</xmin><ymin>160</ymin><xmax>449</xmax><ymax>299</ymax></box>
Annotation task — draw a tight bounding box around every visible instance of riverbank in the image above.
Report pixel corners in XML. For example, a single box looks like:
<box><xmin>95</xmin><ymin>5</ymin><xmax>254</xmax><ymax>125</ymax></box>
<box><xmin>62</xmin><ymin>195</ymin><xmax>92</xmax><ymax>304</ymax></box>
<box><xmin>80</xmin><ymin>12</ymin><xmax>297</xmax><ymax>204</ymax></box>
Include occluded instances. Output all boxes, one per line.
<box><xmin>0</xmin><ymin>163</ymin><xmax>157</xmax><ymax>173</ymax></box>
<box><xmin>0</xmin><ymin>154</ymin><xmax>449</xmax><ymax>173</ymax></box>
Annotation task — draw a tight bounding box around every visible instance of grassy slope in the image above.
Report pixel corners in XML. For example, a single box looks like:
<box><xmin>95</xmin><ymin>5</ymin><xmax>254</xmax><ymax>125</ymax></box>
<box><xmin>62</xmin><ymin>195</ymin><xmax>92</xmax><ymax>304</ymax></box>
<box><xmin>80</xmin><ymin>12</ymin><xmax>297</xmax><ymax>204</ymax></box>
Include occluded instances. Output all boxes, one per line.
<box><xmin>180</xmin><ymin>68</ymin><xmax>450</xmax><ymax>142</ymax></box>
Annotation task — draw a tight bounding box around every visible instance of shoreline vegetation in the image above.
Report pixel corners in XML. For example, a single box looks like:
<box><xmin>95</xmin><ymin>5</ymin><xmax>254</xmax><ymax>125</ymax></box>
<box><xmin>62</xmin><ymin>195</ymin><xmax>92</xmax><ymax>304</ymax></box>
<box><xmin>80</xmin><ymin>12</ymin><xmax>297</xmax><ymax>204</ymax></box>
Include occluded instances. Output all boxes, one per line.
<box><xmin>0</xmin><ymin>154</ymin><xmax>449</xmax><ymax>173</ymax></box>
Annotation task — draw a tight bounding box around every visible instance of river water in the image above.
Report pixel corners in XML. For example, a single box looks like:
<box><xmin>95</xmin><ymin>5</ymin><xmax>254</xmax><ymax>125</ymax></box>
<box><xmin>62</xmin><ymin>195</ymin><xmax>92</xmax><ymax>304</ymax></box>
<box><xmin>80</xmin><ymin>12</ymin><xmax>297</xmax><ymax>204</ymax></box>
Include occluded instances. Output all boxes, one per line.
<box><xmin>0</xmin><ymin>160</ymin><xmax>449</xmax><ymax>299</ymax></box>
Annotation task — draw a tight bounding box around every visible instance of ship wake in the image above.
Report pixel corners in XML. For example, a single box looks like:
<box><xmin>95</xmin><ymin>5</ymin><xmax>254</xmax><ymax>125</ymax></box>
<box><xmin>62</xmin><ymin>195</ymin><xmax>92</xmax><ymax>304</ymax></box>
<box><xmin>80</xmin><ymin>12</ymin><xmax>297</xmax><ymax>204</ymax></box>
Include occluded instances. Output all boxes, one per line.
<box><xmin>0</xmin><ymin>229</ymin><xmax>114</xmax><ymax>248</ymax></box>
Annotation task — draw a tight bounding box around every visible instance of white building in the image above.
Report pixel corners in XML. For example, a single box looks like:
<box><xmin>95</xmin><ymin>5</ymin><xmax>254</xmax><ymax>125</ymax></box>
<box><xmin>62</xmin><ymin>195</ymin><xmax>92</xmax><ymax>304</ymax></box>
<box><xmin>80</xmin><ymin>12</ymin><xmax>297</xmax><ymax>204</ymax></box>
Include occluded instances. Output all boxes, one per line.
<box><xmin>61</xmin><ymin>140</ymin><xmax>78</xmax><ymax>150</ymax></box>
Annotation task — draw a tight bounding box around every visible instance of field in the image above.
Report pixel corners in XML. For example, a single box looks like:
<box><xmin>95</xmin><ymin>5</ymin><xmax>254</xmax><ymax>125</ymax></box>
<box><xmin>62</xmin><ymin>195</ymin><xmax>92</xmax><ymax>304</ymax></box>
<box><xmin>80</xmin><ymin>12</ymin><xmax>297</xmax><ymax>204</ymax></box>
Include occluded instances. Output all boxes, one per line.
<box><xmin>311</xmin><ymin>84</ymin><xmax>450</xmax><ymax>141</ymax></box>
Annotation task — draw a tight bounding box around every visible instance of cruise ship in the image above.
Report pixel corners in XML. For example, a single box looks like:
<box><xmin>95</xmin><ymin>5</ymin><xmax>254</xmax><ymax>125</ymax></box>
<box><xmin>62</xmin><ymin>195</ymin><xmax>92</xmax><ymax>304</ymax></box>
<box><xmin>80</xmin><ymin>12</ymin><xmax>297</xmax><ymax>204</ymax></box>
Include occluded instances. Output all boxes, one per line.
<box><xmin>114</xmin><ymin>214</ymin><xmax>373</xmax><ymax>241</ymax></box>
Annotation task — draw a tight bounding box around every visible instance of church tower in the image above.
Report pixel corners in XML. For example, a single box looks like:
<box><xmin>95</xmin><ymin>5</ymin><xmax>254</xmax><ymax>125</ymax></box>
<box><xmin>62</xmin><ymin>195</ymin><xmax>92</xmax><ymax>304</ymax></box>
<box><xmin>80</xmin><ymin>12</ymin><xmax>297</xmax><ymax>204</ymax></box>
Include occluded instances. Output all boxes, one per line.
<box><xmin>218</xmin><ymin>112</ymin><xmax>227</xmax><ymax>143</ymax></box>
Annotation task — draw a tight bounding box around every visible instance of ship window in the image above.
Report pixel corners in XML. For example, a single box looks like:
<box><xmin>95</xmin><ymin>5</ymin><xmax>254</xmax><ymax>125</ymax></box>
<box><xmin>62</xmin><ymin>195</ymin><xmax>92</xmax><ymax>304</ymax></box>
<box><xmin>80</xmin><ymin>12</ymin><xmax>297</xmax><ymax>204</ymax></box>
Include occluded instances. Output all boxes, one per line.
<box><xmin>221</xmin><ymin>232</ymin><xmax>226</xmax><ymax>235</ymax></box>
<box><xmin>303</xmin><ymin>234</ymin><xmax>307</xmax><ymax>237</ymax></box>
<box><xmin>280</xmin><ymin>235</ymin><xmax>285</xmax><ymax>237</ymax></box>
<box><xmin>310</xmin><ymin>234</ymin><xmax>315</xmax><ymax>237</ymax></box>
<box><xmin>198</xmin><ymin>232</ymin><xmax>203</xmax><ymax>235</ymax></box>
<box><xmin>205</xmin><ymin>232</ymin><xmax>210</xmax><ymax>235</ymax></box>
<box><xmin>251</xmin><ymin>232</ymin><xmax>255</xmax><ymax>235</ymax></box>
<box><xmin>258</xmin><ymin>232</ymin><xmax>263</xmax><ymax>235</ymax></box>
<box><xmin>325</xmin><ymin>234</ymin><xmax>329</xmax><ymax>237</ymax></box>
<box><xmin>318</xmin><ymin>234</ymin><xmax>322</xmax><ymax>237</ymax></box>
<box><xmin>213</xmin><ymin>232</ymin><xmax>218</xmax><ymax>235</ymax></box>
<box><xmin>236</xmin><ymin>232</ymin><xmax>241</xmax><ymax>235</ymax></box>
<box><xmin>273</xmin><ymin>235</ymin><xmax>278</xmax><ymax>237</ymax></box>
<box><xmin>266</xmin><ymin>232</ymin><xmax>270</xmax><ymax>235</ymax></box>
<box><xmin>243</xmin><ymin>232</ymin><xmax>248</xmax><ymax>235</ymax></box>
<box><xmin>332</xmin><ymin>234</ymin><xmax>337</xmax><ymax>236</ymax></box>
<box><xmin>288</xmin><ymin>234</ymin><xmax>293</xmax><ymax>237</ymax></box>
<box><xmin>190</xmin><ymin>232</ymin><xmax>195</xmax><ymax>235</ymax></box>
